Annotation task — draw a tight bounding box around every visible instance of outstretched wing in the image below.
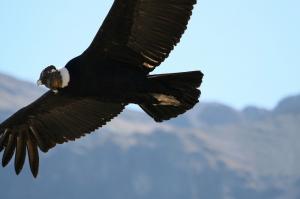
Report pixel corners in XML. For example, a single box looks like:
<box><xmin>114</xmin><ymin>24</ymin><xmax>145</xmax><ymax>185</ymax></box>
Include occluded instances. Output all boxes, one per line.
<box><xmin>0</xmin><ymin>91</ymin><xmax>125</xmax><ymax>177</ymax></box>
<box><xmin>83</xmin><ymin>0</ymin><xmax>197</xmax><ymax>73</ymax></box>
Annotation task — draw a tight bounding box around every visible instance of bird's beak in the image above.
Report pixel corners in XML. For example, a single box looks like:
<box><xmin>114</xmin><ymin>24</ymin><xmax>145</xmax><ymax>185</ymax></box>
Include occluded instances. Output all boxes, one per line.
<box><xmin>37</xmin><ymin>80</ymin><xmax>42</xmax><ymax>86</ymax></box>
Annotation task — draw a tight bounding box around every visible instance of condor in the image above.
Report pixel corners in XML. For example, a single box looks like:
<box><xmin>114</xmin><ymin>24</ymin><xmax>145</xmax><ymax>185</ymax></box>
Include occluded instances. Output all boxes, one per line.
<box><xmin>0</xmin><ymin>0</ymin><xmax>203</xmax><ymax>177</ymax></box>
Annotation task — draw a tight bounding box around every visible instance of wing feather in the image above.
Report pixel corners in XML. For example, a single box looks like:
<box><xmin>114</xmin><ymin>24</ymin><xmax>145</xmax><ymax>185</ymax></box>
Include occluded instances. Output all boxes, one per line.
<box><xmin>2</xmin><ymin>132</ymin><xmax>16</xmax><ymax>167</ymax></box>
<box><xmin>83</xmin><ymin>0</ymin><xmax>197</xmax><ymax>73</ymax></box>
<box><xmin>0</xmin><ymin>91</ymin><xmax>125</xmax><ymax>177</ymax></box>
<box><xmin>26</xmin><ymin>131</ymin><xmax>39</xmax><ymax>178</ymax></box>
<box><xmin>15</xmin><ymin>132</ymin><xmax>26</xmax><ymax>175</ymax></box>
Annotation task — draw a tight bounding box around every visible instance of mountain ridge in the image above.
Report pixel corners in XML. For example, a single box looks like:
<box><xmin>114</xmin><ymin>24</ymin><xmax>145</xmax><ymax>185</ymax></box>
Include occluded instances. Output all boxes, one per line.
<box><xmin>0</xmin><ymin>73</ymin><xmax>299</xmax><ymax>199</ymax></box>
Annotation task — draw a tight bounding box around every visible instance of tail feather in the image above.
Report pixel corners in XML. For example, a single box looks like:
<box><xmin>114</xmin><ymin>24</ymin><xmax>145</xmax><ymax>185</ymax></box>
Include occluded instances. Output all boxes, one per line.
<box><xmin>140</xmin><ymin>104</ymin><xmax>191</xmax><ymax>122</ymax></box>
<box><xmin>148</xmin><ymin>71</ymin><xmax>202</xmax><ymax>88</ymax></box>
<box><xmin>140</xmin><ymin>71</ymin><xmax>203</xmax><ymax>122</ymax></box>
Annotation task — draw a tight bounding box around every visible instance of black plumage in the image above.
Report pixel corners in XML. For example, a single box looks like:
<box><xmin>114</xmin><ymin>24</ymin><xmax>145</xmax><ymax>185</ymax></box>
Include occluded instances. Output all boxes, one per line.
<box><xmin>0</xmin><ymin>0</ymin><xmax>203</xmax><ymax>177</ymax></box>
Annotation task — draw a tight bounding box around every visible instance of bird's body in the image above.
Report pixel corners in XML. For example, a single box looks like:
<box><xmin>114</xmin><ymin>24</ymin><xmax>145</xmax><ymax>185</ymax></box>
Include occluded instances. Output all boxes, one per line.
<box><xmin>63</xmin><ymin>56</ymin><xmax>149</xmax><ymax>103</ymax></box>
<box><xmin>0</xmin><ymin>0</ymin><xmax>203</xmax><ymax>177</ymax></box>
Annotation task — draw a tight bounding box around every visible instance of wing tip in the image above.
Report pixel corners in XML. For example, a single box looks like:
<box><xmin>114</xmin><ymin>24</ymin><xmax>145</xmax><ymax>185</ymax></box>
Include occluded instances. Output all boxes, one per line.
<box><xmin>2</xmin><ymin>133</ymin><xmax>16</xmax><ymax>168</ymax></box>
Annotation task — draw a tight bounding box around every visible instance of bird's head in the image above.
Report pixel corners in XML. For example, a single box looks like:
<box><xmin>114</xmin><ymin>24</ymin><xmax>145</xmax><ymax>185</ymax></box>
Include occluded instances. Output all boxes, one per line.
<box><xmin>37</xmin><ymin>65</ymin><xmax>70</xmax><ymax>90</ymax></box>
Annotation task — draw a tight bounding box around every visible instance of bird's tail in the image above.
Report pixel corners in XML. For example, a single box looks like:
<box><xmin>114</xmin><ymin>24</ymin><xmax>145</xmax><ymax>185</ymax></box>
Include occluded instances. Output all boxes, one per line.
<box><xmin>139</xmin><ymin>71</ymin><xmax>203</xmax><ymax>122</ymax></box>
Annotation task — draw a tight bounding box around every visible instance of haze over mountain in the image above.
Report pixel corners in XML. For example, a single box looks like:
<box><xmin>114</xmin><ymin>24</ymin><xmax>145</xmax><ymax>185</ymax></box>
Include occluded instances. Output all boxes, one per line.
<box><xmin>0</xmin><ymin>73</ymin><xmax>299</xmax><ymax>199</ymax></box>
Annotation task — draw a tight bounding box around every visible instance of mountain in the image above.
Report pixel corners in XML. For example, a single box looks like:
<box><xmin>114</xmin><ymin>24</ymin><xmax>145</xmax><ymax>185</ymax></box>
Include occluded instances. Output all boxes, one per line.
<box><xmin>0</xmin><ymin>73</ymin><xmax>299</xmax><ymax>199</ymax></box>
<box><xmin>274</xmin><ymin>95</ymin><xmax>300</xmax><ymax>115</ymax></box>
<box><xmin>0</xmin><ymin>74</ymin><xmax>42</xmax><ymax>121</ymax></box>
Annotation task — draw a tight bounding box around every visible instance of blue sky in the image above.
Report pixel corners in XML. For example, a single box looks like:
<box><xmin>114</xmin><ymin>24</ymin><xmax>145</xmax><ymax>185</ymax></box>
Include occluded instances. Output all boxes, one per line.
<box><xmin>0</xmin><ymin>0</ymin><xmax>299</xmax><ymax>109</ymax></box>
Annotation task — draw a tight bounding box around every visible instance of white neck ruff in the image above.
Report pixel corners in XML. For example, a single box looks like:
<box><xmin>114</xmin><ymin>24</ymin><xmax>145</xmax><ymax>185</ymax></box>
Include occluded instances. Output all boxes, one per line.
<box><xmin>59</xmin><ymin>67</ymin><xmax>70</xmax><ymax>88</ymax></box>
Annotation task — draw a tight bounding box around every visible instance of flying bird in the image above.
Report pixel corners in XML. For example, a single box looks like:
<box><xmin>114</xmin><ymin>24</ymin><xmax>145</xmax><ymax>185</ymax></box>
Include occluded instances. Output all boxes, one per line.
<box><xmin>0</xmin><ymin>0</ymin><xmax>203</xmax><ymax>177</ymax></box>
